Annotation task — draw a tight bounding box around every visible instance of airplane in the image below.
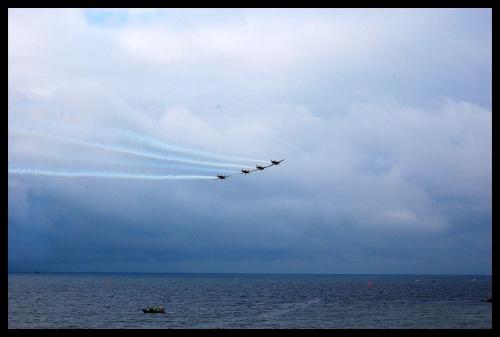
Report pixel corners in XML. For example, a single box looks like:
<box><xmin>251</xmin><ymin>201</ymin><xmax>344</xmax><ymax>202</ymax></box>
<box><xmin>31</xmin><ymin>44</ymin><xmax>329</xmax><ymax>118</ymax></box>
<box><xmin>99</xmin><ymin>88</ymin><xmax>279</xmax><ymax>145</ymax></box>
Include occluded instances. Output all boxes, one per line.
<box><xmin>217</xmin><ymin>174</ymin><xmax>230</xmax><ymax>180</ymax></box>
<box><xmin>271</xmin><ymin>159</ymin><xmax>285</xmax><ymax>165</ymax></box>
<box><xmin>255</xmin><ymin>164</ymin><xmax>272</xmax><ymax>171</ymax></box>
<box><xmin>241</xmin><ymin>169</ymin><xmax>252</xmax><ymax>174</ymax></box>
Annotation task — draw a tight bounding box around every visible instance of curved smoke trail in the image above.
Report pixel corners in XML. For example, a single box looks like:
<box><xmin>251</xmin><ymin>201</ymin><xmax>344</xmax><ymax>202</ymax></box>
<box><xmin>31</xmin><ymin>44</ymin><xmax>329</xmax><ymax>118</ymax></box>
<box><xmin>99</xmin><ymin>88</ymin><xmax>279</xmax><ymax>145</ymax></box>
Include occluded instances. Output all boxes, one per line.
<box><xmin>8</xmin><ymin>119</ymin><xmax>268</xmax><ymax>164</ymax></box>
<box><xmin>8</xmin><ymin>119</ymin><xmax>272</xmax><ymax>180</ymax></box>
<box><xmin>9</xmin><ymin>127</ymin><xmax>256</xmax><ymax>170</ymax></box>
<box><xmin>8</xmin><ymin>168</ymin><xmax>217</xmax><ymax>180</ymax></box>
<box><xmin>109</xmin><ymin>127</ymin><xmax>269</xmax><ymax>164</ymax></box>
<box><xmin>64</xmin><ymin>156</ymin><xmax>239</xmax><ymax>174</ymax></box>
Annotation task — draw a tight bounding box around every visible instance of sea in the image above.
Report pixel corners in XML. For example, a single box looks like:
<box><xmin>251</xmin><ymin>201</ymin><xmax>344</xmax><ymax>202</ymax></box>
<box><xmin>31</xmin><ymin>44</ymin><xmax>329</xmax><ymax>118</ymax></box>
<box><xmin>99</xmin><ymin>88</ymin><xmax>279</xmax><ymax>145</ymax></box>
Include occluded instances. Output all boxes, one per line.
<box><xmin>8</xmin><ymin>273</ymin><xmax>492</xmax><ymax>329</ymax></box>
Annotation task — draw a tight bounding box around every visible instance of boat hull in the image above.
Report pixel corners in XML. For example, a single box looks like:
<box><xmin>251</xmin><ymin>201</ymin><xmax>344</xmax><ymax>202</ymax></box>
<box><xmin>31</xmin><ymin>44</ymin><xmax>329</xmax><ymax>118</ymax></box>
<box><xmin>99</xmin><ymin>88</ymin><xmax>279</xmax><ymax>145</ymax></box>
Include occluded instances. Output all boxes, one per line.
<box><xmin>142</xmin><ymin>309</ymin><xmax>165</xmax><ymax>313</ymax></box>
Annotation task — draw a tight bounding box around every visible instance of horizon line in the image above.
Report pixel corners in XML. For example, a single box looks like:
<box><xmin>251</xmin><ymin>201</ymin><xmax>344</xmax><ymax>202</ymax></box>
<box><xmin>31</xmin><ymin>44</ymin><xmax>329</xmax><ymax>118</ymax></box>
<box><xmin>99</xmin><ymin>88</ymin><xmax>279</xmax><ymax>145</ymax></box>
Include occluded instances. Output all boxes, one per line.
<box><xmin>8</xmin><ymin>271</ymin><xmax>492</xmax><ymax>276</ymax></box>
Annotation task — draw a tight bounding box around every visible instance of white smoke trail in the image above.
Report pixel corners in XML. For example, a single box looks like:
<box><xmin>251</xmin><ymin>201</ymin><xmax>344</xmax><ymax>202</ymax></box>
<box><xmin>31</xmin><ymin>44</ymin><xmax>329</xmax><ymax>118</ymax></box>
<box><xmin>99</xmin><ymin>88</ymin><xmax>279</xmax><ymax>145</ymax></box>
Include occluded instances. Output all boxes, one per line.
<box><xmin>9</xmin><ymin>127</ymin><xmax>256</xmax><ymax>170</ymax></box>
<box><xmin>67</xmin><ymin>156</ymin><xmax>240</xmax><ymax>174</ymax></box>
<box><xmin>8</xmin><ymin>168</ymin><xmax>217</xmax><ymax>180</ymax></box>
<box><xmin>109</xmin><ymin>127</ymin><xmax>269</xmax><ymax>164</ymax></box>
<box><xmin>8</xmin><ymin>119</ymin><xmax>269</xmax><ymax>165</ymax></box>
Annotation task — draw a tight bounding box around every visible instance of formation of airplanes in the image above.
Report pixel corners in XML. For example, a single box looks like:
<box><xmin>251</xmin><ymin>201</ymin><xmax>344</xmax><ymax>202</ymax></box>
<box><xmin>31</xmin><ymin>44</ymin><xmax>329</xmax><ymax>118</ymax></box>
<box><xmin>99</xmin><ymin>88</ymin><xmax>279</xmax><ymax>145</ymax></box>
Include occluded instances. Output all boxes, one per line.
<box><xmin>216</xmin><ymin>159</ymin><xmax>284</xmax><ymax>180</ymax></box>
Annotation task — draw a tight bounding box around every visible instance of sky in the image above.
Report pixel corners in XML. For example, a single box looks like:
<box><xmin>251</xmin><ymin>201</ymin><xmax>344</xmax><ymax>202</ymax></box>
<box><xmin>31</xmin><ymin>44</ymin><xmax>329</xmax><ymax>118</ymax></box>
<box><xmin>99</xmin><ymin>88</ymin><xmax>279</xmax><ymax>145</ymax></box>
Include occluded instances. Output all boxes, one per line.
<box><xmin>8</xmin><ymin>8</ymin><xmax>492</xmax><ymax>275</ymax></box>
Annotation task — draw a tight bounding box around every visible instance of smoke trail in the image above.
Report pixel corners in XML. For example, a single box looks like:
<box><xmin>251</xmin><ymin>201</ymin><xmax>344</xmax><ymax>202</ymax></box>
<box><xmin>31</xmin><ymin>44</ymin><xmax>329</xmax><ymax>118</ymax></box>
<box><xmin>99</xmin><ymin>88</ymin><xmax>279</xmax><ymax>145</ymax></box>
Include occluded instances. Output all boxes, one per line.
<box><xmin>8</xmin><ymin>168</ymin><xmax>217</xmax><ymax>180</ymax></box>
<box><xmin>9</xmin><ymin>127</ymin><xmax>256</xmax><ymax>170</ymax></box>
<box><xmin>65</xmin><ymin>156</ymin><xmax>240</xmax><ymax>174</ymax></box>
<box><xmin>109</xmin><ymin>127</ymin><xmax>269</xmax><ymax>164</ymax></box>
<box><xmin>8</xmin><ymin>119</ymin><xmax>268</xmax><ymax>165</ymax></box>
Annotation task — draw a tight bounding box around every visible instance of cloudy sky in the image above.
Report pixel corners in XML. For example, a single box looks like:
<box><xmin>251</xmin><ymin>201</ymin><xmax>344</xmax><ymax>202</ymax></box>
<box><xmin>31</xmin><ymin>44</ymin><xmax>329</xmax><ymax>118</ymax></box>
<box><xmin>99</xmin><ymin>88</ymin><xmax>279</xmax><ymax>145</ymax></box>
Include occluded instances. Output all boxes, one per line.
<box><xmin>8</xmin><ymin>8</ymin><xmax>491</xmax><ymax>275</ymax></box>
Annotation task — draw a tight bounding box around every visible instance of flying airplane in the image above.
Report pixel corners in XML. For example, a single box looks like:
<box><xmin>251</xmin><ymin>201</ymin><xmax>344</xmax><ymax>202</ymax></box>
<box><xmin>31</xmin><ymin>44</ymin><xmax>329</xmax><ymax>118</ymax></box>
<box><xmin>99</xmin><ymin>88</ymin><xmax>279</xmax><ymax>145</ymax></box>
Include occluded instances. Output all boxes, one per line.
<box><xmin>271</xmin><ymin>159</ymin><xmax>285</xmax><ymax>165</ymax></box>
<box><xmin>241</xmin><ymin>169</ymin><xmax>252</xmax><ymax>174</ymax></box>
<box><xmin>217</xmin><ymin>175</ymin><xmax>230</xmax><ymax>180</ymax></box>
<box><xmin>255</xmin><ymin>164</ymin><xmax>273</xmax><ymax>171</ymax></box>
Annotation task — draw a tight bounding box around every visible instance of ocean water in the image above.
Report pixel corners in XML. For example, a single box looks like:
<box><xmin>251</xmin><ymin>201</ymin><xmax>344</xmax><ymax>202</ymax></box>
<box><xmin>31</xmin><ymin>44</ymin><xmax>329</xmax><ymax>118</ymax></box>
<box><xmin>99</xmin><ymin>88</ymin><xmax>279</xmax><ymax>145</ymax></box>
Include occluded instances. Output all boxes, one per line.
<box><xmin>8</xmin><ymin>273</ymin><xmax>492</xmax><ymax>329</ymax></box>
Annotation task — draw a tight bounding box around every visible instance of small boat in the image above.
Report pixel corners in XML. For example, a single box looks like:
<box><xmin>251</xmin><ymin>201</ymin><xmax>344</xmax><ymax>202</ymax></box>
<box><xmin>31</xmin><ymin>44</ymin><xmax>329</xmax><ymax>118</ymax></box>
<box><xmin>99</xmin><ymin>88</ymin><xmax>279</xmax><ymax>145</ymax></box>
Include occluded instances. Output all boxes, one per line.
<box><xmin>142</xmin><ymin>307</ymin><xmax>165</xmax><ymax>313</ymax></box>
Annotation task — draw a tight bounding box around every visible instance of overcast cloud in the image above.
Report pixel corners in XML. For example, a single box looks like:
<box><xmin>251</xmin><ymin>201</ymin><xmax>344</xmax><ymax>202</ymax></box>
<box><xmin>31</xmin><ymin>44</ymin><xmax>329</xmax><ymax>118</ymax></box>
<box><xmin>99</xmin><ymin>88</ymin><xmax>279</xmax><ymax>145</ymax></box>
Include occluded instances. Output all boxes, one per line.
<box><xmin>8</xmin><ymin>8</ymin><xmax>491</xmax><ymax>274</ymax></box>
